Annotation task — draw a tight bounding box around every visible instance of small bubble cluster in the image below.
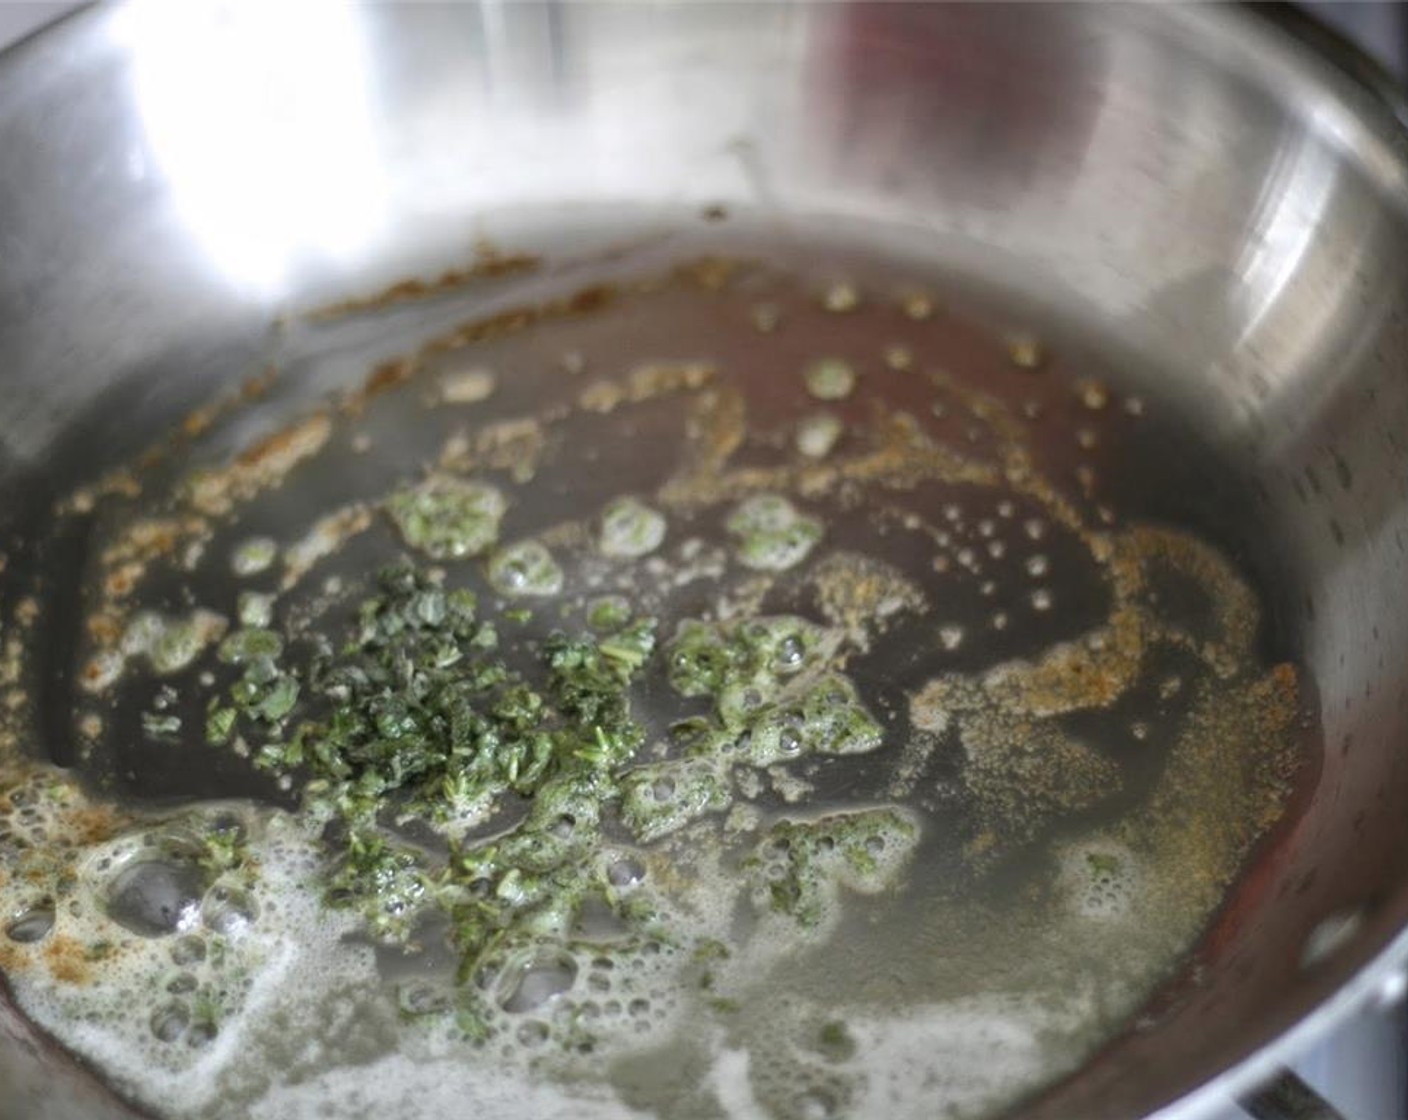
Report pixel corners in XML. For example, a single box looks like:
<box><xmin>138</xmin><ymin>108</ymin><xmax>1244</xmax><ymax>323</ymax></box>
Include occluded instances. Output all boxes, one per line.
<box><xmin>0</xmin><ymin>788</ymin><xmax>372</xmax><ymax>1111</ymax></box>
<box><xmin>598</xmin><ymin>496</ymin><xmax>667</xmax><ymax>559</ymax></box>
<box><xmin>725</xmin><ymin>494</ymin><xmax>824</xmax><ymax>572</ymax></box>
<box><xmin>123</xmin><ymin>609</ymin><xmax>229</xmax><ymax>677</ymax></box>
<box><xmin>1056</xmin><ymin>840</ymin><xmax>1141</xmax><ymax>920</ymax></box>
<box><xmin>487</xmin><ymin>540</ymin><xmax>564</xmax><ymax>597</ymax></box>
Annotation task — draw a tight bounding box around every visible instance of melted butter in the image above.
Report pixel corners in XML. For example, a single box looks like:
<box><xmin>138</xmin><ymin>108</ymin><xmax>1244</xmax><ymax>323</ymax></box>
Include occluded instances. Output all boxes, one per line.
<box><xmin>0</xmin><ymin>245</ymin><xmax>1309</xmax><ymax>1120</ymax></box>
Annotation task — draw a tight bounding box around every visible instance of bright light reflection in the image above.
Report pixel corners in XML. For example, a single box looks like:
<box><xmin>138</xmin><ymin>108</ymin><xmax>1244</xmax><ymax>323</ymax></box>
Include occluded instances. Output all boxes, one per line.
<box><xmin>1235</xmin><ymin>129</ymin><xmax>1336</xmax><ymax>343</ymax></box>
<box><xmin>121</xmin><ymin>0</ymin><xmax>390</xmax><ymax>296</ymax></box>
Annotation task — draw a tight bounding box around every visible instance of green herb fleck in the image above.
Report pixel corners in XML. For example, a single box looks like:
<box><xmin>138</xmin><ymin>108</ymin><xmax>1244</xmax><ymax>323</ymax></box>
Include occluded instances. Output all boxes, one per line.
<box><xmin>218</xmin><ymin>628</ymin><xmax>283</xmax><ymax>665</ymax></box>
<box><xmin>587</xmin><ymin>596</ymin><xmax>631</xmax><ymax>632</ymax></box>
<box><xmin>85</xmin><ymin>940</ymin><xmax>116</xmax><ymax>962</ymax></box>
<box><xmin>205</xmin><ymin>705</ymin><xmax>237</xmax><ymax>745</ymax></box>
<box><xmin>815</xmin><ymin>1020</ymin><xmax>857</xmax><ymax>1063</ymax></box>
<box><xmin>229</xmin><ymin>564</ymin><xmax>659</xmax><ymax>997</ymax></box>
<box><xmin>199</xmin><ymin>821</ymin><xmax>249</xmax><ymax>877</ymax></box>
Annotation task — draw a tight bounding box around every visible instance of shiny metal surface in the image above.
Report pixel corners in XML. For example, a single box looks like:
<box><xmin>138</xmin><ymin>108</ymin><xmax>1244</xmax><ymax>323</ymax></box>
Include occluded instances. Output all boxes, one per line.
<box><xmin>1</xmin><ymin>4</ymin><xmax>1407</xmax><ymax>1119</ymax></box>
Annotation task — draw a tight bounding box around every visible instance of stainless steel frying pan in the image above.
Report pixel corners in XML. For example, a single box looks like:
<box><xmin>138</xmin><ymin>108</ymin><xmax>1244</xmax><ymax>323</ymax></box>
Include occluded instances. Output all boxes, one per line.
<box><xmin>1</xmin><ymin>4</ymin><xmax>1407</xmax><ymax>1119</ymax></box>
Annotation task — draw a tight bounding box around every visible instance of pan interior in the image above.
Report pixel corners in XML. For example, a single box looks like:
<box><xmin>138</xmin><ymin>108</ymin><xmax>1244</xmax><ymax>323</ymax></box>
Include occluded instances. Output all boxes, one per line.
<box><xmin>0</xmin><ymin>222</ymin><xmax>1316</xmax><ymax>1120</ymax></box>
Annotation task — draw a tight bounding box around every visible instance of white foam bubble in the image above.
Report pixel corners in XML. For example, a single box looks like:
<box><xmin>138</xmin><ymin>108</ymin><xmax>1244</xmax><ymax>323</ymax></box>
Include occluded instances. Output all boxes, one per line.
<box><xmin>249</xmin><ymin>1052</ymin><xmax>652</xmax><ymax>1120</ymax></box>
<box><xmin>1</xmin><ymin>800</ymin><xmax>377</xmax><ymax>1119</ymax></box>
<box><xmin>846</xmin><ymin>996</ymin><xmax>1091</xmax><ymax>1120</ymax></box>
